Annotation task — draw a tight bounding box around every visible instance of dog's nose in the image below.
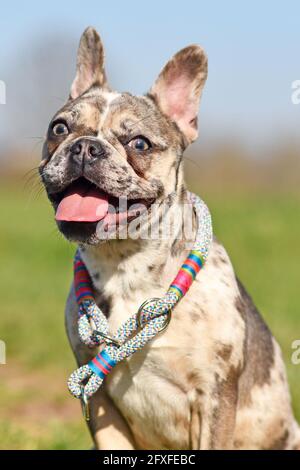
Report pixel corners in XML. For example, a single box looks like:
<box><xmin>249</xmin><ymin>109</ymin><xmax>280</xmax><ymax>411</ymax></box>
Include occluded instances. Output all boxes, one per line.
<box><xmin>69</xmin><ymin>139</ymin><xmax>104</xmax><ymax>165</ymax></box>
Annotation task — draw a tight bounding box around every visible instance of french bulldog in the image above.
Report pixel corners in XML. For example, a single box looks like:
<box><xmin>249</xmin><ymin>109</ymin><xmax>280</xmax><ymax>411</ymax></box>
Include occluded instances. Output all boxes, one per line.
<box><xmin>40</xmin><ymin>27</ymin><xmax>300</xmax><ymax>450</ymax></box>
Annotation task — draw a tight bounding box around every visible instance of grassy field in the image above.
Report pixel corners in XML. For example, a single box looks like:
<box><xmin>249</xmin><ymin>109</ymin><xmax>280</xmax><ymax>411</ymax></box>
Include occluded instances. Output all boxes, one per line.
<box><xmin>0</xmin><ymin>181</ymin><xmax>299</xmax><ymax>449</ymax></box>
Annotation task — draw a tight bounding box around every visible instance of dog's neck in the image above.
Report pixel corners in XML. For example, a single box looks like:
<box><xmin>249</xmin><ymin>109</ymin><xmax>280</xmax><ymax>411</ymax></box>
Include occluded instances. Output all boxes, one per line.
<box><xmin>79</xmin><ymin>190</ymin><xmax>196</xmax><ymax>301</ymax></box>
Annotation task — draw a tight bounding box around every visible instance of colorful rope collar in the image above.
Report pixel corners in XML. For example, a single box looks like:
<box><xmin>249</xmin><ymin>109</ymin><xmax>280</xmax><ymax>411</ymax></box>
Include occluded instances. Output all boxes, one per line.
<box><xmin>68</xmin><ymin>192</ymin><xmax>213</xmax><ymax>418</ymax></box>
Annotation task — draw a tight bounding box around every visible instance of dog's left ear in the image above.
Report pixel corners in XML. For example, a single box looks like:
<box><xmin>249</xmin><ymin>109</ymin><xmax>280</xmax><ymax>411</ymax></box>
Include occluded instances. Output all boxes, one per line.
<box><xmin>70</xmin><ymin>27</ymin><xmax>108</xmax><ymax>100</ymax></box>
<box><xmin>149</xmin><ymin>45</ymin><xmax>207</xmax><ymax>143</ymax></box>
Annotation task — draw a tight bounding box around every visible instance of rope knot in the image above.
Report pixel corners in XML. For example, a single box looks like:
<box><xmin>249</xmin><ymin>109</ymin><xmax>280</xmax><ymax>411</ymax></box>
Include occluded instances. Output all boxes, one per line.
<box><xmin>137</xmin><ymin>298</ymin><xmax>172</xmax><ymax>331</ymax></box>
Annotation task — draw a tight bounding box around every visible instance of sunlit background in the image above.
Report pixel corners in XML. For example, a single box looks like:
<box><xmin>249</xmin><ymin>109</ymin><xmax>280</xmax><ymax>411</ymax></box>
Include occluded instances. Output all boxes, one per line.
<box><xmin>0</xmin><ymin>0</ymin><xmax>299</xmax><ymax>449</ymax></box>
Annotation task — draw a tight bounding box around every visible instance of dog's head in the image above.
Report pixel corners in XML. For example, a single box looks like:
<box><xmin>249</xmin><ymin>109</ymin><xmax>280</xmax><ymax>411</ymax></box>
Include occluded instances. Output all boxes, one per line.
<box><xmin>40</xmin><ymin>27</ymin><xmax>207</xmax><ymax>244</ymax></box>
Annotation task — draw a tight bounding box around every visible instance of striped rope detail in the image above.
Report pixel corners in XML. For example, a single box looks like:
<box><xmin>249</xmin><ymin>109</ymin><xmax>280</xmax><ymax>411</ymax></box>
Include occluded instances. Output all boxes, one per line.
<box><xmin>169</xmin><ymin>250</ymin><xmax>205</xmax><ymax>298</ymax></box>
<box><xmin>188</xmin><ymin>250</ymin><xmax>204</xmax><ymax>269</ymax></box>
<box><xmin>168</xmin><ymin>285</ymin><xmax>184</xmax><ymax>298</ymax></box>
<box><xmin>88</xmin><ymin>350</ymin><xmax>117</xmax><ymax>379</ymax></box>
<box><xmin>74</xmin><ymin>257</ymin><xmax>94</xmax><ymax>304</ymax></box>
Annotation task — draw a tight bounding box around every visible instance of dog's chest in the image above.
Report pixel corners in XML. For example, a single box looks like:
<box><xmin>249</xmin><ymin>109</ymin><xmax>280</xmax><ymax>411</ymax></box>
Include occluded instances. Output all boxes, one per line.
<box><xmin>80</xmin><ymin>241</ymin><xmax>243</xmax><ymax>449</ymax></box>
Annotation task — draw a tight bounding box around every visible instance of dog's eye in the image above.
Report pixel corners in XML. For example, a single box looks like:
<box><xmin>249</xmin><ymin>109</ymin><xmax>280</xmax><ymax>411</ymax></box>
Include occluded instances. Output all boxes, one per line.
<box><xmin>52</xmin><ymin>122</ymin><xmax>69</xmax><ymax>136</ymax></box>
<box><xmin>128</xmin><ymin>136</ymin><xmax>151</xmax><ymax>151</ymax></box>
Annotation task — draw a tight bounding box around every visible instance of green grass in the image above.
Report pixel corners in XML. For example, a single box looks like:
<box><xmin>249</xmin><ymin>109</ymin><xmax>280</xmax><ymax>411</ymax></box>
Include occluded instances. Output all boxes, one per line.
<box><xmin>0</xmin><ymin>183</ymin><xmax>299</xmax><ymax>449</ymax></box>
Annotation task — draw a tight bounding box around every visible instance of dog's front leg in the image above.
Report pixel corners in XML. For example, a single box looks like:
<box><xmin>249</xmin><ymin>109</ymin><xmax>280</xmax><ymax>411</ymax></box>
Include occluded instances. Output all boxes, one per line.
<box><xmin>87</xmin><ymin>388</ymin><xmax>136</xmax><ymax>450</ymax></box>
<box><xmin>65</xmin><ymin>285</ymin><xmax>136</xmax><ymax>450</ymax></box>
<box><xmin>199</xmin><ymin>374</ymin><xmax>238</xmax><ymax>450</ymax></box>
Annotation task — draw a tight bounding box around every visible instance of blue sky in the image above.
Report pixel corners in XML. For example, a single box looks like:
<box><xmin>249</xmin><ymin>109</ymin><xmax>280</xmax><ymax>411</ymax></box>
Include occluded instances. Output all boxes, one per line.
<box><xmin>0</xmin><ymin>0</ymin><xmax>299</xmax><ymax>151</ymax></box>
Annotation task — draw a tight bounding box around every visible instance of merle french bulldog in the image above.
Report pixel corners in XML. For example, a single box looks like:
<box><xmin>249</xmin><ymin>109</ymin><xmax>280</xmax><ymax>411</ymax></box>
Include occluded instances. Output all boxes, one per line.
<box><xmin>40</xmin><ymin>27</ymin><xmax>300</xmax><ymax>449</ymax></box>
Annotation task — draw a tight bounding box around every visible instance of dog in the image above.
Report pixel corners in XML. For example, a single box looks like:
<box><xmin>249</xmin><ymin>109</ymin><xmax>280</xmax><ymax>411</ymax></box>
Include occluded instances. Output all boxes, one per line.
<box><xmin>40</xmin><ymin>27</ymin><xmax>300</xmax><ymax>450</ymax></box>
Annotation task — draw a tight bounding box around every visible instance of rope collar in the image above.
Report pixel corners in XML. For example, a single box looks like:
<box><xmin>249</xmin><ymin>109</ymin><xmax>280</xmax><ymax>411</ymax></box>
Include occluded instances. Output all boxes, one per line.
<box><xmin>67</xmin><ymin>192</ymin><xmax>213</xmax><ymax>417</ymax></box>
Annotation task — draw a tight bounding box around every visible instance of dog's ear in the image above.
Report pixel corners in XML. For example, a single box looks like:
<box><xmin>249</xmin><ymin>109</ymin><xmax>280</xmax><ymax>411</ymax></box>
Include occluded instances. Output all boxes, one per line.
<box><xmin>149</xmin><ymin>45</ymin><xmax>207</xmax><ymax>143</ymax></box>
<box><xmin>70</xmin><ymin>27</ymin><xmax>108</xmax><ymax>100</ymax></box>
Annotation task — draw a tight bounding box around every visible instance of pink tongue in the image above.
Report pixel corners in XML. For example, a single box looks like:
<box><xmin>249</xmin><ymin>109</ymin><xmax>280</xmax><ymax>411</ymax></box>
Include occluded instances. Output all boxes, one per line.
<box><xmin>55</xmin><ymin>182</ymin><xmax>109</xmax><ymax>222</ymax></box>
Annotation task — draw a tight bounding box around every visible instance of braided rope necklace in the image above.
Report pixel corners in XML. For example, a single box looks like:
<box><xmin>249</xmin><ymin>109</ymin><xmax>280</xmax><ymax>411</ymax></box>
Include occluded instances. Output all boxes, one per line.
<box><xmin>68</xmin><ymin>192</ymin><xmax>213</xmax><ymax>419</ymax></box>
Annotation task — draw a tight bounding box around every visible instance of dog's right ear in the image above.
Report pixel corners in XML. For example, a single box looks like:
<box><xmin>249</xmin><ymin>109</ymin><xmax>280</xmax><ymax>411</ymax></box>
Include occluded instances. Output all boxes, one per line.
<box><xmin>70</xmin><ymin>27</ymin><xmax>108</xmax><ymax>100</ymax></box>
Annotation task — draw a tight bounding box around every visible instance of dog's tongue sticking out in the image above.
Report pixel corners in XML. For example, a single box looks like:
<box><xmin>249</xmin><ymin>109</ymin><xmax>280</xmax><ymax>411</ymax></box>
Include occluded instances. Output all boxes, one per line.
<box><xmin>55</xmin><ymin>181</ymin><xmax>109</xmax><ymax>222</ymax></box>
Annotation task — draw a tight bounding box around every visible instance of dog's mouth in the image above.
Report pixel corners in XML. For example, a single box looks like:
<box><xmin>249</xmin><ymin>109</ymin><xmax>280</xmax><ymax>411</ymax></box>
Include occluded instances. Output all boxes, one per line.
<box><xmin>51</xmin><ymin>177</ymin><xmax>154</xmax><ymax>227</ymax></box>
